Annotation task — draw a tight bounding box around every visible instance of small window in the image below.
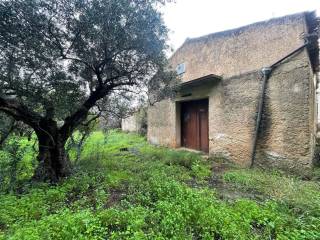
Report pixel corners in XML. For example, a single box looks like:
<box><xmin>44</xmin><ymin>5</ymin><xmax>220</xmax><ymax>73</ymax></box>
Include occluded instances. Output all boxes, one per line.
<box><xmin>176</xmin><ymin>63</ymin><xmax>186</xmax><ymax>75</ymax></box>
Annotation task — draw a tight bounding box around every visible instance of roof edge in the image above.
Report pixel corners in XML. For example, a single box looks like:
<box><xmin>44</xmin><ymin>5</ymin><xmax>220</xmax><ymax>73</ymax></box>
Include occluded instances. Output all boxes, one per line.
<box><xmin>184</xmin><ymin>11</ymin><xmax>313</xmax><ymax>45</ymax></box>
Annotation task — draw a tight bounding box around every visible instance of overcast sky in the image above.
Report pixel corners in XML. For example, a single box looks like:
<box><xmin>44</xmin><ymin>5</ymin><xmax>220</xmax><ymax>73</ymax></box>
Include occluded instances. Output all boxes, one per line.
<box><xmin>163</xmin><ymin>0</ymin><xmax>320</xmax><ymax>52</ymax></box>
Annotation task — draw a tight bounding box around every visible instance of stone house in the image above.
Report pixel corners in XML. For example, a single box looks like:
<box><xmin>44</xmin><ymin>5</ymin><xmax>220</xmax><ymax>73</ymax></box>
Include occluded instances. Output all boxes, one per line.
<box><xmin>148</xmin><ymin>12</ymin><xmax>319</xmax><ymax>169</ymax></box>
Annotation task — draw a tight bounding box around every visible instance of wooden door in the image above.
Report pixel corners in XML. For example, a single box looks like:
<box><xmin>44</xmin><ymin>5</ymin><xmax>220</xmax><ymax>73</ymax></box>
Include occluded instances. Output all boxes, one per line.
<box><xmin>181</xmin><ymin>99</ymin><xmax>209</xmax><ymax>152</ymax></box>
<box><xmin>199</xmin><ymin>105</ymin><xmax>209</xmax><ymax>152</ymax></box>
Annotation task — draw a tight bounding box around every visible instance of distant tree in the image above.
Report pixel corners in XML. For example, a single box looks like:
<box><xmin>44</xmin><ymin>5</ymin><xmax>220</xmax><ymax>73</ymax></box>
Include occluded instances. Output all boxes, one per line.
<box><xmin>0</xmin><ymin>113</ymin><xmax>32</xmax><ymax>148</ymax></box>
<box><xmin>0</xmin><ymin>0</ymin><xmax>176</xmax><ymax>182</ymax></box>
<box><xmin>98</xmin><ymin>92</ymin><xmax>143</xmax><ymax>130</ymax></box>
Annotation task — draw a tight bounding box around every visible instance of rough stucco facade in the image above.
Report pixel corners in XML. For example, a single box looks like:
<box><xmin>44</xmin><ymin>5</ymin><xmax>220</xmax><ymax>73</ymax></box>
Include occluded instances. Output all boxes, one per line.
<box><xmin>148</xmin><ymin>12</ymin><xmax>319</xmax><ymax>169</ymax></box>
<box><xmin>122</xmin><ymin>109</ymin><xmax>147</xmax><ymax>134</ymax></box>
<box><xmin>122</xmin><ymin>115</ymin><xmax>140</xmax><ymax>132</ymax></box>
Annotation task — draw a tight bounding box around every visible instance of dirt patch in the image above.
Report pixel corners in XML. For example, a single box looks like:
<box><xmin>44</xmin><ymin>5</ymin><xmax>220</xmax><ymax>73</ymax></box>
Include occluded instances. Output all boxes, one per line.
<box><xmin>208</xmin><ymin>160</ymin><xmax>267</xmax><ymax>201</ymax></box>
<box><xmin>211</xmin><ymin>158</ymin><xmax>234</xmax><ymax>174</ymax></box>
<box><xmin>212</xmin><ymin>182</ymin><xmax>266</xmax><ymax>202</ymax></box>
<box><xmin>105</xmin><ymin>188</ymin><xmax>126</xmax><ymax>208</ymax></box>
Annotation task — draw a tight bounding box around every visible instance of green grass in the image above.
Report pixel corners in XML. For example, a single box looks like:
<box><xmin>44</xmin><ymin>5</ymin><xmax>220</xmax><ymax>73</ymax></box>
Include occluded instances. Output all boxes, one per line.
<box><xmin>223</xmin><ymin>169</ymin><xmax>320</xmax><ymax>212</ymax></box>
<box><xmin>0</xmin><ymin>130</ymin><xmax>320</xmax><ymax>239</ymax></box>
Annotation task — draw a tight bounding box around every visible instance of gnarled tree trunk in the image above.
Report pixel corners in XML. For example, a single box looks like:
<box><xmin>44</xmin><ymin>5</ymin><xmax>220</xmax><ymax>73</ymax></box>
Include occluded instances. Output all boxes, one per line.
<box><xmin>33</xmin><ymin>119</ymin><xmax>71</xmax><ymax>182</ymax></box>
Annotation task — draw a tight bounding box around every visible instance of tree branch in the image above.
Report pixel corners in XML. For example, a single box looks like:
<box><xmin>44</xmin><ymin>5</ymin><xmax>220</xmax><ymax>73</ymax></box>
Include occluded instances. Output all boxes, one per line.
<box><xmin>59</xmin><ymin>78</ymin><xmax>135</xmax><ymax>141</ymax></box>
<box><xmin>81</xmin><ymin>112</ymin><xmax>101</xmax><ymax>127</ymax></box>
<box><xmin>47</xmin><ymin>23</ymin><xmax>94</xmax><ymax>71</ymax></box>
<box><xmin>59</xmin><ymin>85</ymin><xmax>110</xmax><ymax>140</ymax></box>
<box><xmin>0</xmin><ymin>96</ymin><xmax>41</xmax><ymax>129</ymax></box>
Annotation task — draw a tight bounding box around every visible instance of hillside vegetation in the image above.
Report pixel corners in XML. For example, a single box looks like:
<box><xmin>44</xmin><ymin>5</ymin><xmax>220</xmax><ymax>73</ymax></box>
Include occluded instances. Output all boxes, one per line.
<box><xmin>0</xmin><ymin>131</ymin><xmax>320</xmax><ymax>239</ymax></box>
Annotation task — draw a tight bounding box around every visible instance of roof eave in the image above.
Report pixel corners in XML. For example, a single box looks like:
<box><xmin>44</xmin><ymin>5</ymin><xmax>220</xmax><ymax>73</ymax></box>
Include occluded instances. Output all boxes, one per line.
<box><xmin>175</xmin><ymin>74</ymin><xmax>222</xmax><ymax>90</ymax></box>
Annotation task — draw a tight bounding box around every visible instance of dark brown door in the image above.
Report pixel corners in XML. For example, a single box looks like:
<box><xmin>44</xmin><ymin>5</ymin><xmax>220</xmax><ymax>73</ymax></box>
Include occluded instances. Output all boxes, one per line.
<box><xmin>181</xmin><ymin>99</ymin><xmax>209</xmax><ymax>152</ymax></box>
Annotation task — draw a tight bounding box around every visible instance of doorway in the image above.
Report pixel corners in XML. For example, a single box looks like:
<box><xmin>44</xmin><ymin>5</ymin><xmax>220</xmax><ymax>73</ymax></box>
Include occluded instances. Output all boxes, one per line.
<box><xmin>181</xmin><ymin>99</ymin><xmax>209</xmax><ymax>152</ymax></box>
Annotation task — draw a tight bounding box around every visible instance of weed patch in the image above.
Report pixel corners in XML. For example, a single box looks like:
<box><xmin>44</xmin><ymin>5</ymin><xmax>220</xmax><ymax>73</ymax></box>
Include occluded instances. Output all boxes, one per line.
<box><xmin>0</xmin><ymin>131</ymin><xmax>320</xmax><ymax>239</ymax></box>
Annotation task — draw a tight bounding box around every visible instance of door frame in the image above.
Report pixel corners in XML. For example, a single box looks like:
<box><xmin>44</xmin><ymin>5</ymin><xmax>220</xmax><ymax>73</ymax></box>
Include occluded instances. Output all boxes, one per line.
<box><xmin>179</xmin><ymin>98</ymin><xmax>209</xmax><ymax>153</ymax></box>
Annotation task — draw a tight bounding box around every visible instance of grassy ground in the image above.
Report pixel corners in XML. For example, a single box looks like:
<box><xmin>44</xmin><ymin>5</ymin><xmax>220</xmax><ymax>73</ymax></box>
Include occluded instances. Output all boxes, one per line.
<box><xmin>0</xmin><ymin>131</ymin><xmax>320</xmax><ymax>239</ymax></box>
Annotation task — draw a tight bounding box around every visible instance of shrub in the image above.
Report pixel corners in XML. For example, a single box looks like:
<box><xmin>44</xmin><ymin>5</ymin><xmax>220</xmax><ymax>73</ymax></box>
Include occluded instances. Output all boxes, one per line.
<box><xmin>0</xmin><ymin>135</ymin><xmax>37</xmax><ymax>192</ymax></box>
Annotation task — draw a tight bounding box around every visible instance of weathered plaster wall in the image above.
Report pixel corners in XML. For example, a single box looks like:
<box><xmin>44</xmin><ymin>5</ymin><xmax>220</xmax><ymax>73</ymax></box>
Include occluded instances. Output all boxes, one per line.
<box><xmin>147</xmin><ymin>99</ymin><xmax>177</xmax><ymax>147</ymax></box>
<box><xmin>122</xmin><ymin>115</ymin><xmax>139</xmax><ymax>132</ymax></box>
<box><xmin>208</xmin><ymin>71</ymin><xmax>261</xmax><ymax>166</ymax></box>
<box><xmin>255</xmin><ymin>49</ymin><xmax>315</xmax><ymax>168</ymax></box>
<box><xmin>170</xmin><ymin>13</ymin><xmax>307</xmax><ymax>82</ymax></box>
<box><xmin>208</xmin><ymin>50</ymin><xmax>315</xmax><ymax>168</ymax></box>
<box><xmin>122</xmin><ymin>109</ymin><xmax>146</xmax><ymax>133</ymax></box>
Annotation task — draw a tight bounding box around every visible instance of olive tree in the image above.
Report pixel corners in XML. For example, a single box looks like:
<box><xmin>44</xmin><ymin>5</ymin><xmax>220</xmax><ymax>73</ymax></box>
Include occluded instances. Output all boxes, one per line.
<box><xmin>0</xmin><ymin>0</ymin><xmax>175</xmax><ymax>182</ymax></box>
